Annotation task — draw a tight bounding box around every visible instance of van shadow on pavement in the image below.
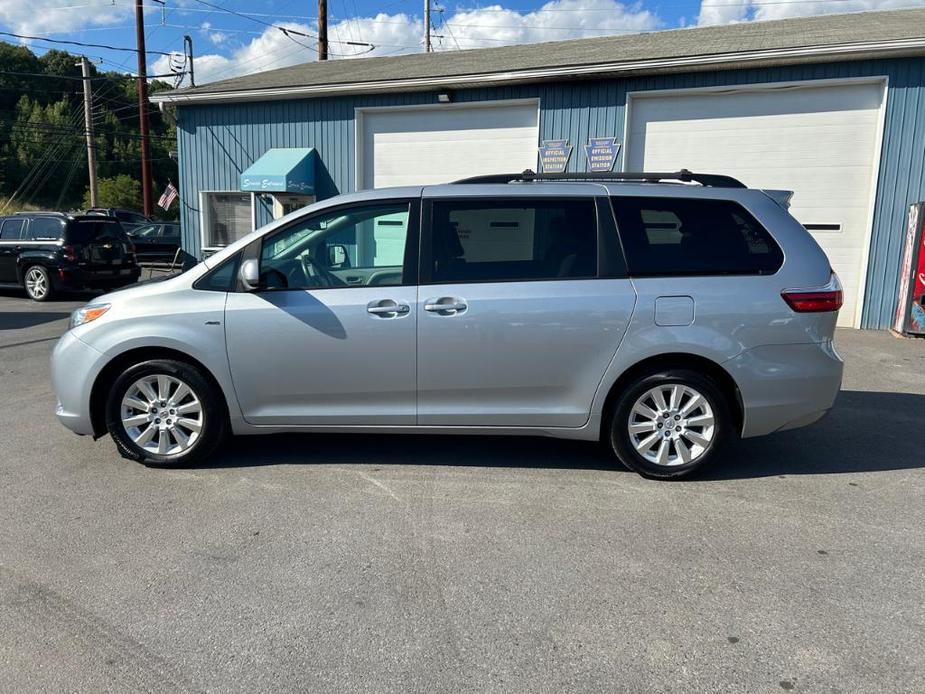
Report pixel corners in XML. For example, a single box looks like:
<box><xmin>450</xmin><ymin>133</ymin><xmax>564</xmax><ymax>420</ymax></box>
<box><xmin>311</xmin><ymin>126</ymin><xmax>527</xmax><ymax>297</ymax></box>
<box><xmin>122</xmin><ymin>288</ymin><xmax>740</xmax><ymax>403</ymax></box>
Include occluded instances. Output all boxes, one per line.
<box><xmin>200</xmin><ymin>390</ymin><xmax>925</xmax><ymax>479</ymax></box>
<box><xmin>0</xmin><ymin>311</ymin><xmax>71</xmax><ymax>330</ymax></box>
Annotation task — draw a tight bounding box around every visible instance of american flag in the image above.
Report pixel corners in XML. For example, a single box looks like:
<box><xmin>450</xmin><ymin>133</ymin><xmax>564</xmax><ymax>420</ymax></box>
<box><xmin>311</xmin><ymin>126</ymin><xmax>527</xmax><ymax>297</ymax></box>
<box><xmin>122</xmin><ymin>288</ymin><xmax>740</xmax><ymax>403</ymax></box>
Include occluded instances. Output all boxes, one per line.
<box><xmin>157</xmin><ymin>182</ymin><xmax>178</xmax><ymax>210</ymax></box>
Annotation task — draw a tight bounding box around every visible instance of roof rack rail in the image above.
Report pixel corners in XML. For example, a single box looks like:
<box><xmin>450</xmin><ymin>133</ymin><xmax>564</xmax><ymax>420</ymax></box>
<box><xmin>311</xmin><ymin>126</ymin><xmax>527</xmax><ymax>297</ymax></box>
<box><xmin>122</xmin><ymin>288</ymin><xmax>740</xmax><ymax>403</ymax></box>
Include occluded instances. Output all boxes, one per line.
<box><xmin>452</xmin><ymin>169</ymin><xmax>746</xmax><ymax>188</ymax></box>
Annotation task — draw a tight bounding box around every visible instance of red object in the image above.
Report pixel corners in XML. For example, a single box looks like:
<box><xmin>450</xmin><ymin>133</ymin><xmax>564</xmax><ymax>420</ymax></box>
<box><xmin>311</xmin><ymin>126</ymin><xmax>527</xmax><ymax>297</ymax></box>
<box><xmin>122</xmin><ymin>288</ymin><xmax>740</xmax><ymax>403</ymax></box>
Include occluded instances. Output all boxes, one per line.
<box><xmin>158</xmin><ymin>182</ymin><xmax>178</xmax><ymax>210</ymax></box>
<box><xmin>62</xmin><ymin>245</ymin><xmax>77</xmax><ymax>262</ymax></box>
<box><xmin>782</xmin><ymin>289</ymin><xmax>844</xmax><ymax>313</ymax></box>
<box><xmin>893</xmin><ymin>203</ymin><xmax>925</xmax><ymax>335</ymax></box>
<box><xmin>782</xmin><ymin>273</ymin><xmax>843</xmax><ymax>313</ymax></box>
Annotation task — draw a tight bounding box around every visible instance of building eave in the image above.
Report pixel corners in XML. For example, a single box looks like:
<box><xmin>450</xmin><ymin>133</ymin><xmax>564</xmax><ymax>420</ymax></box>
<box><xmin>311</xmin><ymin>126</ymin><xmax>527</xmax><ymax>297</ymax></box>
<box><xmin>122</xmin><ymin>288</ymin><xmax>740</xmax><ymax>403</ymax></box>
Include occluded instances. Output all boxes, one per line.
<box><xmin>151</xmin><ymin>37</ymin><xmax>925</xmax><ymax>106</ymax></box>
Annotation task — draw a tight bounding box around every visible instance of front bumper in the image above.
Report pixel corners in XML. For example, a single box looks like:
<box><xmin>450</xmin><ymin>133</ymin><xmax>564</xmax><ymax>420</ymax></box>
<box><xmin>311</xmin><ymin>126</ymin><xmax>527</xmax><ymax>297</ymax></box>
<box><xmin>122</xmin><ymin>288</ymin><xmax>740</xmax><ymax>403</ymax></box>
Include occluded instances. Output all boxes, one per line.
<box><xmin>51</xmin><ymin>330</ymin><xmax>104</xmax><ymax>436</ymax></box>
<box><xmin>724</xmin><ymin>340</ymin><xmax>843</xmax><ymax>438</ymax></box>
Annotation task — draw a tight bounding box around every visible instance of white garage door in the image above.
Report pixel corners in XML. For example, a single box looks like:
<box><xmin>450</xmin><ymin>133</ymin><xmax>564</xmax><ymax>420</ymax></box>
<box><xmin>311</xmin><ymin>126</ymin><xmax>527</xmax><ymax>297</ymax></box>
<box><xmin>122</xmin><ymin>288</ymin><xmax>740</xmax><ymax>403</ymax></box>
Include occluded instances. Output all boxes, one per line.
<box><xmin>360</xmin><ymin>101</ymin><xmax>539</xmax><ymax>189</ymax></box>
<box><xmin>627</xmin><ymin>81</ymin><xmax>885</xmax><ymax>326</ymax></box>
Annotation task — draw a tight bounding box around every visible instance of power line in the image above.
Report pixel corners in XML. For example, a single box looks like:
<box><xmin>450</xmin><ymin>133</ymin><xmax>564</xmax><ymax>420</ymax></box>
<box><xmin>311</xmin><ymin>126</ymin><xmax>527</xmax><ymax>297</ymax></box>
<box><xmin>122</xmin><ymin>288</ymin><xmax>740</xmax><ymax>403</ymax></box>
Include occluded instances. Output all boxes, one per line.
<box><xmin>0</xmin><ymin>30</ymin><xmax>173</xmax><ymax>56</ymax></box>
<box><xmin>185</xmin><ymin>0</ymin><xmax>374</xmax><ymax>53</ymax></box>
<box><xmin>0</xmin><ymin>69</ymin><xmax>185</xmax><ymax>81</ymax></box>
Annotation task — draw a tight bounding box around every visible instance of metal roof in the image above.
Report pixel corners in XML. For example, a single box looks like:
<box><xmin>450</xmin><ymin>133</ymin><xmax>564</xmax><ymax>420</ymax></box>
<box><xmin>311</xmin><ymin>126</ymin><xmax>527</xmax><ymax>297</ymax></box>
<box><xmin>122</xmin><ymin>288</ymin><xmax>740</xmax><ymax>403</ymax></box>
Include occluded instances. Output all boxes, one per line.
<box><xmin>153</xmin><ymin>9</ymin><xmax>925</xmax><ymax>105</ymax></box>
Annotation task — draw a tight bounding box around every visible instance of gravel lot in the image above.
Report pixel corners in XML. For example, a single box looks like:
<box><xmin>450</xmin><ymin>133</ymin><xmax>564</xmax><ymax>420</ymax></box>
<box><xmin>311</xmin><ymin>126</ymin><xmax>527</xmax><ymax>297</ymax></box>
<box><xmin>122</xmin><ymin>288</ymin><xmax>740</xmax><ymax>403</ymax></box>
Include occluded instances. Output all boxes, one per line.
<box><xmin>1</xmin><ymin>290</ymin><xmax>923</xmax><ymax>693</ymax></box>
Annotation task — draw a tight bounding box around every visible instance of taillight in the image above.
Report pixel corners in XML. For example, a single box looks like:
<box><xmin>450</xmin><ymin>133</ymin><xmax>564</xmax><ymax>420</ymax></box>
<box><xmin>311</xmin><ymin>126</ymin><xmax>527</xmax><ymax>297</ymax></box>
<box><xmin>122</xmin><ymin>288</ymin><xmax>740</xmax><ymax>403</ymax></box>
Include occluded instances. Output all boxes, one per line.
<box><xmin>781</xmin><ymin>273</ymin><xmax>843</xmax><ymax>313</ymax></box>
<box><xmin>62</xmin><ymin>245</ymin><xmax>77</xmax><ymax>262</ymax></box>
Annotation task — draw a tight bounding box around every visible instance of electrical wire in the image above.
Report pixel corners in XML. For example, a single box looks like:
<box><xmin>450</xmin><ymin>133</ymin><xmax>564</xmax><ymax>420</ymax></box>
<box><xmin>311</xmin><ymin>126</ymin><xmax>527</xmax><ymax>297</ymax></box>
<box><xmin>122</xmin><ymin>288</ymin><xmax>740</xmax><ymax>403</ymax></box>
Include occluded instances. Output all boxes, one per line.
<box><xmin>0</xmin><ymin>31</ymin><xmax>171</xmax><ymax>56</ymax></box>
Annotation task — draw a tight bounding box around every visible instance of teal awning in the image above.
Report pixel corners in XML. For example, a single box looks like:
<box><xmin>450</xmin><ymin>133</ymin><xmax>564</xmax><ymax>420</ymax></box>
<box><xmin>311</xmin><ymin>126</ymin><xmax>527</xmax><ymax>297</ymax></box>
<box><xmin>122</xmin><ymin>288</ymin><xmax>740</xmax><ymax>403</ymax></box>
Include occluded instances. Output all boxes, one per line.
<box><xmin>240</xmin><ymin>147</ymin><xmax>315</xmax><ymax>194</ymax></box>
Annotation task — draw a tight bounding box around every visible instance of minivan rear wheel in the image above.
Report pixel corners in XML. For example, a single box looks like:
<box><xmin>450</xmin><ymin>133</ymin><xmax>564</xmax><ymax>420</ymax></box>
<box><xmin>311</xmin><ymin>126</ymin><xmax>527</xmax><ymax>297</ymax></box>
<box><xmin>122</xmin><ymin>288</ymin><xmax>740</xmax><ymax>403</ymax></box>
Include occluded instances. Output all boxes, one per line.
<box><xmin>608</xmin><ymin>369</ymin><xmax>731</xmax><ymax>480</ymax></box>
<box><xmin>105</xmin><ymin>359</ymin><xmax>227</xmax><ymax>467</ymax></box>
<box><xmin>23</xmin><ymin>265</ymin><xmax>53</xmax><ymax>302</ymax></box>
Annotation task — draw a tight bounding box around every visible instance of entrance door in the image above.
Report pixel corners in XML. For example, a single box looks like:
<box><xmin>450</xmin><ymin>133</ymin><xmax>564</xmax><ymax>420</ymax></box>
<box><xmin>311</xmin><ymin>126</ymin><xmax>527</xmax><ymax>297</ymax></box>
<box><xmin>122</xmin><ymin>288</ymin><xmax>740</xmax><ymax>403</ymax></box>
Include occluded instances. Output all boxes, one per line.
<box><xmin>416</xmin><ymin>195</ymin><xmax>637</xmax><ymax>428</ymax></box>
<box><xmin>224</xmin><ymin>200</ymin><xmax>418</xmax><ymax>425</ymax></box>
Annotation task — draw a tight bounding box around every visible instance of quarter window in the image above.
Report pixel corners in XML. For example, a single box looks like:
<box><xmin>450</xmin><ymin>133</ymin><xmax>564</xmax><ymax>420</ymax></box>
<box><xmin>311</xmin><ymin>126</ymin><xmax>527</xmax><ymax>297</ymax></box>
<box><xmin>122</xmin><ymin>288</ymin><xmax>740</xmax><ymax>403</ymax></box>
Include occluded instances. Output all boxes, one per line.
<box><xmin>428</xmin><ymin>199</ymin><xmax>597</xmax><ymax>283</ymax></box>
<box><xmin>195</xmin><ymin>251</ymin><xmax>242</xmax><ymax>292</ymax></box>
<box><xmin>259</xmin><ymin>202</ymin><xmax>411</xmax><ymax>290</ymax></box>
<box><xmin>610</xmin><ymin>197</ymin><xmax>783</xmax><ymax>276</ymax></box>
<box><xmin>28</xmin><ymin>217</ymin><xmax>65</xmax><ymax>241</ymax></box>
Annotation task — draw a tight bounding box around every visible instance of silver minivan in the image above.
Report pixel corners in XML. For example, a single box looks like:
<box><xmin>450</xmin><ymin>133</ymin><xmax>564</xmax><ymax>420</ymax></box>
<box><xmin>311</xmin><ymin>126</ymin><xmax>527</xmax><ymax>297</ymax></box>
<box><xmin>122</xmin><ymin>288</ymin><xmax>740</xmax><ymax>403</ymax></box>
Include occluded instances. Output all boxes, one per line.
<box><xmin>51</xmin><ymin>170</ymin><xmax>843</xmax><ymax>479</ymax></box>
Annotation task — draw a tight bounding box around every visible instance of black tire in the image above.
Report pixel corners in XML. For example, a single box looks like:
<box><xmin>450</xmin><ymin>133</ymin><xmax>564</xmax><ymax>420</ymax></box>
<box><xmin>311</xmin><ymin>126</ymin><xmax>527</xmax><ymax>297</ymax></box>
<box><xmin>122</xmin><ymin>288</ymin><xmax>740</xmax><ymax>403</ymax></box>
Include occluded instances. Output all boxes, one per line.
<box><xmin>23</xmin><ymin>265</ymin><xmax>53</xmax><ymax>302</ymax></box>
<box><xmin>105</xmin><ymin>359</ymin><xmax>227</xmax><ymax>467</ymax></box>
<box><xmin>608</xmin><ymin>369</ymin><xmax>732</xmax><ymax>480</ymax></box>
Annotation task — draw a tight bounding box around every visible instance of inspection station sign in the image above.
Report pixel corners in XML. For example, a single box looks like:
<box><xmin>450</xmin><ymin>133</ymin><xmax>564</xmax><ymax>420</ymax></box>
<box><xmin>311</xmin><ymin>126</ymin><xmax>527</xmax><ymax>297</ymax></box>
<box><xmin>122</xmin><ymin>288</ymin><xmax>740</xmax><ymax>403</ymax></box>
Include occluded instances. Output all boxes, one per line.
<box><xmin>584</xmin><ymin>138</ymin><xmax>621</xmax><ymax>172</ymax></box>
<box><xmin>538</xmin><ymin>140</ymin><xmax>572</xmax><ymax>173</ymax></box>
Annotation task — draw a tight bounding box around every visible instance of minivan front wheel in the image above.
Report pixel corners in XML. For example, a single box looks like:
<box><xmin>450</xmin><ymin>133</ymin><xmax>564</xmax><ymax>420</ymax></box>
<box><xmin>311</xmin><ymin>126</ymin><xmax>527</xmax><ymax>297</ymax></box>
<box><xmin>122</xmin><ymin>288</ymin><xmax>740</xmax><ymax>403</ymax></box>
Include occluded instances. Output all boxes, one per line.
<box><xmin>105</xmin><ymin>359</ymin><xmax>227</xmax><ymax>467</ymax></box>
<box><xmin>609</xmin><ymin>369</ymin><xmax>731</xmax><ymax>480</ymax></box>
<box><xmin>23</xmin><ymin>265</ymin><xmax>53</xmax><ymax>302</ymax></box>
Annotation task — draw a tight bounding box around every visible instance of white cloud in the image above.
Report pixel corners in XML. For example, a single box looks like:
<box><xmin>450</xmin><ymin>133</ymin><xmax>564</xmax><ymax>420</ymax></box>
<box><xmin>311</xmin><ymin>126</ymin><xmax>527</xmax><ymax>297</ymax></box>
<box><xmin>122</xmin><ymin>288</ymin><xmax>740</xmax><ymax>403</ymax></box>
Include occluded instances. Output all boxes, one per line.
<box><xmin>0</xmin><ymin>0</ymin><xmax>129</xmax><ymax>35</ymax></box>
<box><xmin>151</xmin><ymin>0</ymin><xmax>660</xmax><ymax>84</ymax></box>
<box><xmin>438</xmin><ymin>0</ymin><xmax>659</xmax><ymax>49</ymax></box>
<box><xmin>697</xmin><ymin>0</ymin><xmax>749</xmax><ymax>26</ymax></box>
<box><xmin>698</xmin><ymin>0</ymin><xmax>925</xmax><ymax>26</ymax></box>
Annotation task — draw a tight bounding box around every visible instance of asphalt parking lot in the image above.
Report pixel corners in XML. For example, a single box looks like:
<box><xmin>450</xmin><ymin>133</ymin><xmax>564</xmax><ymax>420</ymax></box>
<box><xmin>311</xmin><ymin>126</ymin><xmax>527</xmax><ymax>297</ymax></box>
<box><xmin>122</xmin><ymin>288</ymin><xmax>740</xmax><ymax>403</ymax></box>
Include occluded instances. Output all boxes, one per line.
<box><xmin>0</xmin><ymin>290</ymin><xmax>923</xmax><ymax>693</ymax></box>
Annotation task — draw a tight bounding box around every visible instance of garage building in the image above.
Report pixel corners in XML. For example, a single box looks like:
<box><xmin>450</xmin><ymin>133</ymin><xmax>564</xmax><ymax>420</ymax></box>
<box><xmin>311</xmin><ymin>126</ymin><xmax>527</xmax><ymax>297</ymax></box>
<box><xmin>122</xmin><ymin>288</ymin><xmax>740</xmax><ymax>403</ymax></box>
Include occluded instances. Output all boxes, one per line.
<box><xmin>152</xmin><ymin>8</ymin><xmax>925</xmax><ymax>329</ymax></box>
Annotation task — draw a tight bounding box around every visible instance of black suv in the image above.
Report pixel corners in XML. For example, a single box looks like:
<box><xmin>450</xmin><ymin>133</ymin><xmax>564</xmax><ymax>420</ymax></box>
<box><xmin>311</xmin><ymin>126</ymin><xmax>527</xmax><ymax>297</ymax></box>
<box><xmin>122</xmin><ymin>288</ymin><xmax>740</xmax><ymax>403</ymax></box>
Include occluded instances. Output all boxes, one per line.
<box><xmin>0</xmin><ymin>212</ymin><xmax>140</xmax><ymax>301</ymax></box>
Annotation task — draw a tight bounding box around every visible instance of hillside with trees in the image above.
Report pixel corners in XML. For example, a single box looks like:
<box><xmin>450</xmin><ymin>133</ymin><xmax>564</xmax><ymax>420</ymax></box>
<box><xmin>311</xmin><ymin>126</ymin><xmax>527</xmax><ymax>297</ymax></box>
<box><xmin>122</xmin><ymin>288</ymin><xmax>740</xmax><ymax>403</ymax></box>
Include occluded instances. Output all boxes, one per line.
<box><xmin>0</xmin><ymin>42</ymin><xmax>177</xmax><ymax>217</ymax></box>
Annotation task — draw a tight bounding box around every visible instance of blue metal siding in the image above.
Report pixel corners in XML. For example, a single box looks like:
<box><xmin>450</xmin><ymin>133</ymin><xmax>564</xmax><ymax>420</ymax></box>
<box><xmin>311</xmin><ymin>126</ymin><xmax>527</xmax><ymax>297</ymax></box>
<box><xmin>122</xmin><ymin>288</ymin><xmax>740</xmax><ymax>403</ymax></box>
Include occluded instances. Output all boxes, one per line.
<box><xmin>176</xmin><ymin>57</ymin><xmax>925</xmax><ymax>328</ymax></box>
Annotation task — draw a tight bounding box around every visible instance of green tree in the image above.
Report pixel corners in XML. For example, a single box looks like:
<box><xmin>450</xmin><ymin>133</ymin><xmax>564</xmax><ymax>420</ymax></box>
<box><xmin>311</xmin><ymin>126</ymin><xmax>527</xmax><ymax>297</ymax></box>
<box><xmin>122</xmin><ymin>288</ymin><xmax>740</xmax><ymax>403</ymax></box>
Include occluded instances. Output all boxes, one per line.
<box><xmin>0</xmin><ymin>43</ymin><xmax>177</xmax><ymax>211</ymax></box>
<box><xmin>84</xmin><ymin>174</ymin><xmax>142</xmax><ymax>210</ymax></box>
<box><xmin>7</xmin><ymin>95</ymin><xmax>81</xmax><ymax>205</ymax></box>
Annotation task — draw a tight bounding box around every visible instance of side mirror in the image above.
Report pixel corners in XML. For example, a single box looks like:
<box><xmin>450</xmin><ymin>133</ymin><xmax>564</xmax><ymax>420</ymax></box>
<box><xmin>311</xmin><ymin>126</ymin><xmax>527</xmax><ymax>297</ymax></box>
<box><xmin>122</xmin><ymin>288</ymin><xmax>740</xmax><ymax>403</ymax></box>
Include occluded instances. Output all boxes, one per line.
<box><xmin>239</xmin><ymin>258</ymin><xmax>260</xmax><ymax>291</ymax></box>
<box><xmin>328</xmin><ymin>243</ymin><xmax>349</xmax><ymax>268</ymax></box>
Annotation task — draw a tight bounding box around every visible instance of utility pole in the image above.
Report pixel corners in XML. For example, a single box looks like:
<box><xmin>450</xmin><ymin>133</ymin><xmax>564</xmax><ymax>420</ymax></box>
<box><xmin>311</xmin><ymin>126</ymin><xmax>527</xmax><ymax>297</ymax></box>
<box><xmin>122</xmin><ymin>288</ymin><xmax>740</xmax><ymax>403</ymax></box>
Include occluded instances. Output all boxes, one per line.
<box><xmin>135</xmin><ymin>0</ymin><xmax>153</xmax><ymax>218</ymax></box>
<box><xmin>77</xmin><ymin>56</ymin><xmax>99</xmax><ymax>208</ymax></box>
<box><xmin>424</xmin><ymin>0</ymin><xmax>432</xmax><ymax>52</ymax></box>
<box><xmin>318</xmin><ymin>0</ymin><xmax>328</xmax><ymax>60</ymax></box>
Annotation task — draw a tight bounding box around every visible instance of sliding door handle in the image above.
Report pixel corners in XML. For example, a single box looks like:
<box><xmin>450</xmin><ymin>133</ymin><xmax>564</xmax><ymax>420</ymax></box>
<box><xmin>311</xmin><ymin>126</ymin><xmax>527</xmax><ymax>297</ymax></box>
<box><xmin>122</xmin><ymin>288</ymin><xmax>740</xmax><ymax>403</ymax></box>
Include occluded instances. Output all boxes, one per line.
<box><xmin>423</xmin><ymin>298</ymin><xmax>468</xmax><ymax>314</ymax></box>
<box><xmin>424</xmin><ymin>302</ymin><xmax>466</xmax><ymax>312</ymax></box>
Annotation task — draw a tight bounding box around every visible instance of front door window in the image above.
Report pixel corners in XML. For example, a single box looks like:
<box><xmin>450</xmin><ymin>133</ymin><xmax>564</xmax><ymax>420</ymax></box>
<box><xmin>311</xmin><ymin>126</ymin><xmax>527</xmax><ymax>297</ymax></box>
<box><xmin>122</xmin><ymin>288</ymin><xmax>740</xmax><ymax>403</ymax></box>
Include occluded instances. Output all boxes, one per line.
<box><xmin>259</xmin><ymin>202</ymin><xmax>411</xmax><ymax>290</ymax></box>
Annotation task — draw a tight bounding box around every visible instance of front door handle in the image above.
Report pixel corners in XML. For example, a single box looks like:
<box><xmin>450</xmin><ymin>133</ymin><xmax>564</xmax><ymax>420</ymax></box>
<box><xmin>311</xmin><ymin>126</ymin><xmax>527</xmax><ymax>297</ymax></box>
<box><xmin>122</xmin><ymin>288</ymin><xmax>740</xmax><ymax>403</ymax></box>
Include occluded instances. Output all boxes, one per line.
<box><xmin>367</xmin><ymin>300</ymin><xmax>410</xmax><ymax>317</ymax></box>
<box><xmin>423</xmin><ymin>298</ymin><xmax>468</xmax><ymax>314</ymax></box>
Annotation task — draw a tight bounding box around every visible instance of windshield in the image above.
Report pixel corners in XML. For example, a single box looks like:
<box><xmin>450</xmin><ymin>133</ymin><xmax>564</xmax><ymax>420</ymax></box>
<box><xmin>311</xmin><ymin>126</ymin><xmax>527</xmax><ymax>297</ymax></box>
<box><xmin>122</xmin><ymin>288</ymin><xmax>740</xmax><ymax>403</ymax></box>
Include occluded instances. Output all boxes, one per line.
<box><xmin>116</xmin><ymin>211</ymin><xmax>148</xmax><ymax>224</ymax></box>
<box><xmin>130</xmin><ymin>224</ymin><xmax>160</xmax><ymax>238</ymax></box>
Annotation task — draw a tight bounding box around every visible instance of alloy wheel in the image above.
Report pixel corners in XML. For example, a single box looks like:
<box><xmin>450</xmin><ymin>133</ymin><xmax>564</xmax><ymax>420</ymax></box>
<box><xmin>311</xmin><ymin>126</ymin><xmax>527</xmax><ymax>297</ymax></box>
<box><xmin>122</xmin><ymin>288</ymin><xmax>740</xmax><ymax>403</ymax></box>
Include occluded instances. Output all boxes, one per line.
<box><xmin>627</xmin><ymin>384</ymin><xmax>716</xmax><ymax>467</ymax></box>
<box><xmin>120</xmin><ymin>374</ymin><xmax>204</xmax><ymax>456</ymax></box>
<box><xmin>25</xmin><ymin>268</ymin><xmax>48</xmax><ymax>300</ymax></box>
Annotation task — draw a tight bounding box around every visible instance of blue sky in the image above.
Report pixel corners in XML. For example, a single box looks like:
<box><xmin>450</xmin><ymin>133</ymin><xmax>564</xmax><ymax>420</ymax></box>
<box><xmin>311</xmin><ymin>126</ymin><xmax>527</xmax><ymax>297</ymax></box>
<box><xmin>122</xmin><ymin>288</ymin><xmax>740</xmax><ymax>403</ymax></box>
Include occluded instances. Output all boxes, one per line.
<box><xmin>1</xmin><ymin>0</ymin><xmax>921</xmax><ymax>85</ymax></box>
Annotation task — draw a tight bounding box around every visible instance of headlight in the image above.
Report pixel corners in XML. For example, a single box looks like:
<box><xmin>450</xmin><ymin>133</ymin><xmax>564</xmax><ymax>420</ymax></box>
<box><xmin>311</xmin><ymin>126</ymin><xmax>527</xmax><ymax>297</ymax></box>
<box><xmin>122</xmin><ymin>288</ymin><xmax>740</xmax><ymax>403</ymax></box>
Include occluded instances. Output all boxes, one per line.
<box><xmin>70</xmin><ymin>303</ymin><xmax>111</xmax><ymax>330</ymax></box>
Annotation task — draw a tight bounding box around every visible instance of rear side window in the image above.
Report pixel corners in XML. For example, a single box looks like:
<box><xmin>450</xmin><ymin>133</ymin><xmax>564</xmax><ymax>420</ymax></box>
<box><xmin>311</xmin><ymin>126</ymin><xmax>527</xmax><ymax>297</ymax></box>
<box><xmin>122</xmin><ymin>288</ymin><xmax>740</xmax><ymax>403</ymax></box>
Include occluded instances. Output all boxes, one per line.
<box><xmin>66</xmin><ymin>220</ymin><xmax>126</xmax><ymax>244</ymax></box>
<box><xmin>611</xmin><ymin>196</ymin><xmax>783</xmax><ymax>276</ymax></box>
<box><xmin>0</xmin><ymin>219</ymin><xmax>26</xmax><ymax>240</ymax></box>
<box><xmin>428</xmin><ymin>198</ymin><xmax>597</xmax><ymax>283</ymax></box>
<box><xmin>28</xmin><ymin>217</ymin><xmax>65</xmax><ymax>241</ymax></box>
